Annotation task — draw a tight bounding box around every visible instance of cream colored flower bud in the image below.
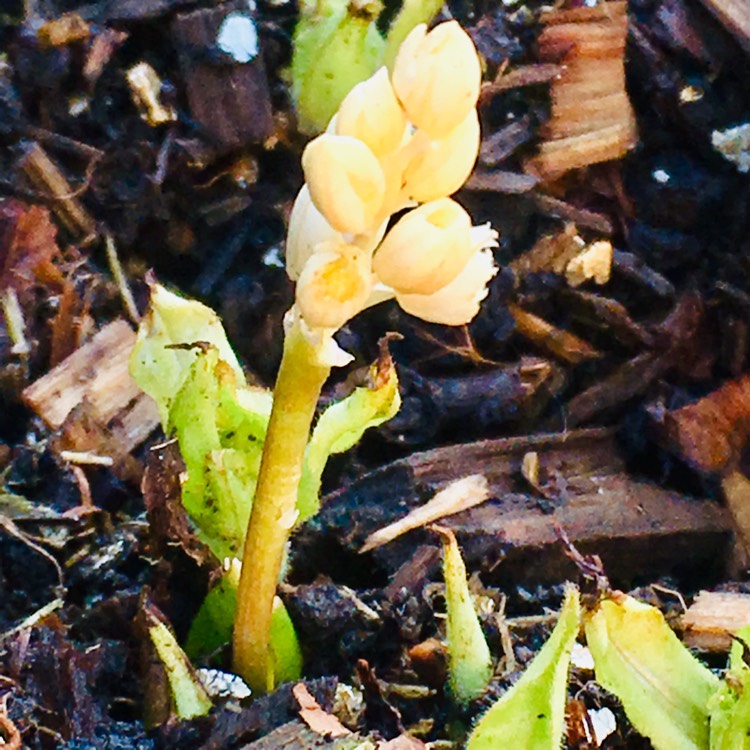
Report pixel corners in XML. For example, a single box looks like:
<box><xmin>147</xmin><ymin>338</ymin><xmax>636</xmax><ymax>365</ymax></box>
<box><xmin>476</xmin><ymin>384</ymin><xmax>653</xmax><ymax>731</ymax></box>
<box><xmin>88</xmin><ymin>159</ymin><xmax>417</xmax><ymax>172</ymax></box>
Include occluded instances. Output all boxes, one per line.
<box><xmin>296</xmin><ymin>241</ymin><xmax>373</xmax><ymax>329</ymax></box>
<box><xmin>396</xmin><ymin>246</ymin><xmax>497</xmax><ymax>325</ymax></box>
<box><xmin>373</xmin><ymin>198</ymin><xmax>475</xmax><ymax>295</ymax></box>
<box><xmin>403</xmin><ymin>109</ymin><xmax>480</xmax><ymax>202</ymax></box>
<box><xmin>286</xmin><ymin>185</ymin><xmax>343</xmax><ymax>280</ymax></box>
<box><xmin>392</xmin><ymin>21</ymin><xmax>481</xmax><ymax>139</ymax></box>
<box><xmin>336</xmin><ymin>68</ymin><xmax>408</xmax><ymax>156</ymax></box>
<box><xmin>302</xmin><ymin>134</ymin><xmax>386</xmax><ymax>234</ymax></box>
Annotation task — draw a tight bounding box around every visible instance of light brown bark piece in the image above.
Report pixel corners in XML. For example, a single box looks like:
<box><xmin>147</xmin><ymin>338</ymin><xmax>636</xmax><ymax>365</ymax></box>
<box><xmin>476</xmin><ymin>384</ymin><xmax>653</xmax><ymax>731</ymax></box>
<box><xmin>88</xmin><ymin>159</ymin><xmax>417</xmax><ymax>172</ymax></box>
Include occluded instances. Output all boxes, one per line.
<box><xmin>22</xmin><ymin>320</ymin><xmax>159</xmax><ymax>456</ymax></box>
<box><xmin>683</xmin><ymin>590</ymin><xmax>750</xmax><ymax>651</ymax></box>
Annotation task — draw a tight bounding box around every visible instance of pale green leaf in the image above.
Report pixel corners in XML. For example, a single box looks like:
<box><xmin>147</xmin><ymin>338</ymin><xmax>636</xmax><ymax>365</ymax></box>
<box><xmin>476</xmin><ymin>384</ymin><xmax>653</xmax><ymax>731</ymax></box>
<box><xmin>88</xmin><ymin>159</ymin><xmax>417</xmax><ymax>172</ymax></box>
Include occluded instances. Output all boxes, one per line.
<box><xmin>130</xmin><ymin>283</ymin><xmax>245</xmax><ymax>428</ymax></box>
<box><xmin>709</xmin><ymin>625</ymin><xmax>750</xmax><ymax>750</ymax></box>
<box><xmin>186</xmin><ymin>564</ymin><xmax>302</xmax><ymax>685</ymax></box>
<box><xmin>292</xmin><ymin>5</ymin><xmax>385</xmax><ymax>133</ymax></box>
<box><xmin>300</xmin><ymin>354</ymin><xmax>400</xmax><ymax>521</ymax></box>
<box><xmin>466</xmin><ymin>587</ymin><xmax>581</xmax><ymax>749</ymax></box>
<box><xmin>585</xmin><ymin>592</ymin><xmax>719</xmax><ymax>750</ymax></box>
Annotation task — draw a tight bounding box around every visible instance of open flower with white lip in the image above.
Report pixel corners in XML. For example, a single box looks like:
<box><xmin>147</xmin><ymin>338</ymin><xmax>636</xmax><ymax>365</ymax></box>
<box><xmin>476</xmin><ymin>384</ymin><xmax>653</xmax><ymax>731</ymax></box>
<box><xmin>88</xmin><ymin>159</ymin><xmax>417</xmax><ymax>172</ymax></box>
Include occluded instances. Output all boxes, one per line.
<box><xmin>295</xmin><ymin>240</ymin><xmax>373</xmax><ymax>330</ymax></box>
<box><xmin>373</xmin><ymin>198</ymin><xmax>476</xmax><ymax>295</ymax></box>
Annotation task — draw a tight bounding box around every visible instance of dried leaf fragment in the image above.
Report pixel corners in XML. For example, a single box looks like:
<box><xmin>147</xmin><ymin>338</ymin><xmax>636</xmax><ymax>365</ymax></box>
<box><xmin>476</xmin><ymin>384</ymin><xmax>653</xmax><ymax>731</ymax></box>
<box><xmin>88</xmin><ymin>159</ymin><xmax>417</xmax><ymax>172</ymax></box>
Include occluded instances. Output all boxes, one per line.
<box><xmin>293</xmin><ymin>683</ymin><xmax>352</xmax><ymax>738</ymax></box>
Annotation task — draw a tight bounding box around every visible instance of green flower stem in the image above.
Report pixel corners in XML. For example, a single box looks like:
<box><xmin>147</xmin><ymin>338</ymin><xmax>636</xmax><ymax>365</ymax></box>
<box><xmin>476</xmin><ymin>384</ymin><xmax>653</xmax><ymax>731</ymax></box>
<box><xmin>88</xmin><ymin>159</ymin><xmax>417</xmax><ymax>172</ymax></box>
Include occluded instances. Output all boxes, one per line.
<box><xmin>232</xmin><ymin>319</ymin><xmax>330</xmax><ymax>692</ymax></box>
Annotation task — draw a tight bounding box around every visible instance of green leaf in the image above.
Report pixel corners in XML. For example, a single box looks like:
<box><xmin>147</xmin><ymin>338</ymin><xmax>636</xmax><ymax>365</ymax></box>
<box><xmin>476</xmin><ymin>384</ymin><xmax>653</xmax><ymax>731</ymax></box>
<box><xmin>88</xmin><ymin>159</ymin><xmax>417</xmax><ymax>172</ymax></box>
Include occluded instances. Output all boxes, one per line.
<box><xmin>585</xmin><ymin>591</ymin><xmax>719</xmax><ymax>750</ymax></box>
<box><xmin>300</xmin><ymin>352</ymin><xmax>400</xmax><ymax>521</ymax></box>
<box><xmin>709</xmin><ymin>626</ymin><xmax>750</xmax><ymax>750</ymax></box>
<box><xmin>436</xmin><ymin>526</ymin><xmax>493</xmax><ymax>704</ymax></box>
<box><xmin>148</xmin><ymin>613</ymin><xmax>213</xmax><ymax>720</ymax></box>
<box><xmin>186</xmin><ymin>563</ymin><xmax>302</xmax><ymax>685</ymax></box>
<box><xmin>292</xmin><ymin>0</ymin><xmax>385</xmax><ymax>133</ymax></box>
<box><xmin>466</xmin><ymin>587</ymin><xmax>581</xmax><ymax>749</ymax></box>
<box><xmin>171</xmin><ymin>348</ymin><xmax>264</xmax><ymax>561</ymax></box>
<box><xmin>269</xmin><ymin>595</ymin><xmax>304</xmax><ymax>685</ymax></box>
<box><xmin>130</xmin><ymin>283</ymin><xmax>245</xmax><ymax>428</ymax></box>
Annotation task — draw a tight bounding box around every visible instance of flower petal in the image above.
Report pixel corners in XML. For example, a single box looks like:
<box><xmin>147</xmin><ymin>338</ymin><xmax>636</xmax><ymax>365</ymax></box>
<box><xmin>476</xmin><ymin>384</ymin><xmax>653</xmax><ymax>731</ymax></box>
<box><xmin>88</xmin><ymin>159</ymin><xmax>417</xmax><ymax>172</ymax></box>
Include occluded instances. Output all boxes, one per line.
<box><xmin>403</xmin><ymin>109</ymin><xmax>480</xmax><ymax>202</ymax></box>
<box><xmin>286</xmin><ymin>185</ymin><xmax>343</xmax><ymax>280</ymax></box>
<box><xmin>336</xmin><ymin>67</ymin><xmax>408</xmax><ymax>156</ymax></box>
<box><xmin>396</xmin><ymin>247</ymin><xmax>498</xmax><ymax>325</ymax></box>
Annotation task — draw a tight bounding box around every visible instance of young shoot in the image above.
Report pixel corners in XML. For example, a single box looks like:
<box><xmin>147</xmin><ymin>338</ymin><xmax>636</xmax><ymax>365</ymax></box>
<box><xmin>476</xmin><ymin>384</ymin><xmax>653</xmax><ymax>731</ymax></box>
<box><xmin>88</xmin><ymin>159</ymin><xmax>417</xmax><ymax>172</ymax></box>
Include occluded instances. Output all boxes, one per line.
<box><xmin>233</xmin><ymin>20</ymin><xmax>498</xmax><ymax>693</ymax></box>
<box><xmin>433</xmin><ymin>525</ymin><xmax>493</xmax><ymax>704</ymax></box>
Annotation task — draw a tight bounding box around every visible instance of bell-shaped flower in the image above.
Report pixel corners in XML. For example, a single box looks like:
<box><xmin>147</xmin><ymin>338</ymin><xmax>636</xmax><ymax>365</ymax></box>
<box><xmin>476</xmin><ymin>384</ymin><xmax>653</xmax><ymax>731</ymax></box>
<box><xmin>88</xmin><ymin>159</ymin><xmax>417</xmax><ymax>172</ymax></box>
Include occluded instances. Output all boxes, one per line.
<box><xmin>373</xmin><ymin>198</ymin><xmax>476</xmax><ymax>295</ymax></box>
<box><xmin>336</xmin><ymin>67</ymin><xmax>408</xmax><ymax>156</ymax></box>
<box><xmin>302</xmin><ymin>134</ymin><xmax>386</xmax><ymax>234</ymax></box>
<box><xmin>391</xmin><ymin>21</ymin><xmax>481</xmax><ymax>140</ymax></box>
<box><xmin>396</xmin><ymin>244</ymin><xmax>498</xmax><ymax>325</ymax></box>
<box><xmin>402</xmin><ymin>109</ymin><xmax>480</xmax><ymax>202</ymax></box>
<box><xmin>295</xmin><ymin>240</ymin><xmax>373</xmax><ymax>330</ymax></box>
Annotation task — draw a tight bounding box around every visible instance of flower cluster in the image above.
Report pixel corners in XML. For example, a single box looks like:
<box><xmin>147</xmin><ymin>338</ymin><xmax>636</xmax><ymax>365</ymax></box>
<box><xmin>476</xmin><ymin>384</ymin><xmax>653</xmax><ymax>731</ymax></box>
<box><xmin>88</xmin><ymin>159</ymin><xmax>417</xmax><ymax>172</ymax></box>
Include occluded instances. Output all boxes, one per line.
<box><xmin>286</xmin><ymin>21</ymin><xmax>499</xmax><ymax>365</ymax></box>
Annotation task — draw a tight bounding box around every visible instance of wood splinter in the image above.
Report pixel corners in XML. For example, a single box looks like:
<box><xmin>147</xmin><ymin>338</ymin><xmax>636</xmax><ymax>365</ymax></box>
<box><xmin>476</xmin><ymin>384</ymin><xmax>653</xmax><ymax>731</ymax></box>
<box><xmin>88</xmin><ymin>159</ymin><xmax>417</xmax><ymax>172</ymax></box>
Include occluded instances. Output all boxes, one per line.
<box><xmin>527</xmin><ymin>1</ymin><xmax>638</xmax><ymax>179</ymax></box>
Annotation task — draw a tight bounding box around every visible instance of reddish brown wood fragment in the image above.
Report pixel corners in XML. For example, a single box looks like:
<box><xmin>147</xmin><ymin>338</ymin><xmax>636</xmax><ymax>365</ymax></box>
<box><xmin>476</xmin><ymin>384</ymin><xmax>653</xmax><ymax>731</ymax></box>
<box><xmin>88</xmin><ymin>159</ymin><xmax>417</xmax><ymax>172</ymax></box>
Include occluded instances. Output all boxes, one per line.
<box><xmin>293</xmin><ymin>683</ymin><xmax>351</xmax><ymax>738</ymax></box>
<box><xmin>37</xmin><ymin>13</ymin><xmax>91</xmax><ymax>48</ymax></box>
<box><xmin>662</xmin><ymin>375</ymin><xmax>750</xmax><ymax>474</ymax></box>
<box><xmin>508</xmin><ymin>303</ymin><xmax>601</xmax><ymax>364</ymax></box>
<box><xmin>320</xmin><ymin>429</ymin><xmax>732</xmax><ymax>586</ymax></box>
<box><xmin>408</xmin><ymin>638</ymin><xmax>447</xmax><ymax>690</ymax></box>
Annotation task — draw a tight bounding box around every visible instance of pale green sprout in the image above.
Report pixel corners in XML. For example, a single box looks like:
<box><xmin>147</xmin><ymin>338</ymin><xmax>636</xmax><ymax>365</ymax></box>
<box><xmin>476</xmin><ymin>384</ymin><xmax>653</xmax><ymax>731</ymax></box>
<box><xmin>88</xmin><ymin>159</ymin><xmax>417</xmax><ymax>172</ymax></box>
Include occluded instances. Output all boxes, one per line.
<box><xmin>146</xmin><ymin>610</ymin><xmax>213</xmax><ymax>721</ymax></box>
<box><xmin>433</xmin><ymin>525</ymin><xmax>493</xmax><ymax>704</ymax></box>
<box><xmin>291</xmin><ymin>0</ymin><xmax>445</xmax><ymax>134</ymax></box>
<box><xmin>466</xmin><ymin>587</ymin><xmax>581</xmax><ymax>749</ymax></box>
<box><xmin>584</xmin><ymin>591</ymin><xmax>720</xmax><ymax>750</ymax></box>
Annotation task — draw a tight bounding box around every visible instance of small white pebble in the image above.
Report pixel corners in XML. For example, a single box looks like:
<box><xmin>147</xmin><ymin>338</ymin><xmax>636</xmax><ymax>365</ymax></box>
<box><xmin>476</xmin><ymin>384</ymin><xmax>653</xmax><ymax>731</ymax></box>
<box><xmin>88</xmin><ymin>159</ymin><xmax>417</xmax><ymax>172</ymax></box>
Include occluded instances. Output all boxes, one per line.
<box><xmin>712</xmin><ymin>123</ymin><xmax>750</xmax><ymax>173</ymax></box>
<box><xmin>217</xmin><ymin>12</ymin><xmax>259</xmax><ymax>64</ymax></box>
<box><xmin>197</xmin><ymin>668</ymin><xmax>252</xmax><ymax>700</ymax></box>
<box><xmin>589</xmin><ymin>706</ymin><xmax>617</xmax><ymax>744</ymax></box>
<box><xmin>570</xmin><ymin>642</ymin><xmax>595</xmax><ymax>670</ymax></box>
